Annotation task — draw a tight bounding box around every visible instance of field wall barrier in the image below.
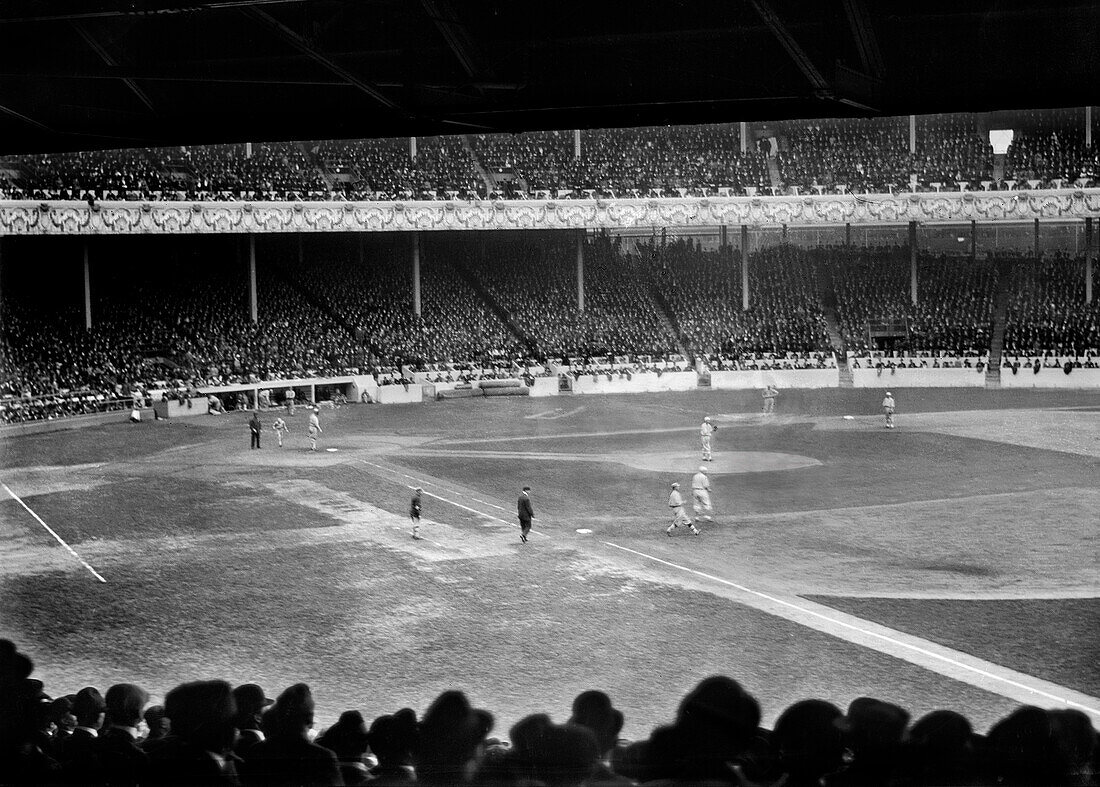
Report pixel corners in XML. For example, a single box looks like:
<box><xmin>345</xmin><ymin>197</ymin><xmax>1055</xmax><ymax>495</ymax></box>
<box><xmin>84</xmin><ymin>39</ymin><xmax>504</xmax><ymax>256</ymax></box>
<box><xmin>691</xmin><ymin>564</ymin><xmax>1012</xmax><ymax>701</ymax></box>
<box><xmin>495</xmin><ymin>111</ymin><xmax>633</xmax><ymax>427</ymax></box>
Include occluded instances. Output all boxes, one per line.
<box><xmin>571</xmin><ymin>371</ymin><xmax>697</xmax><ymax>395</ymax></box>
<box><xmin>999</xmin><ymin>368</ymin><xmax>1100</xmax><ymax>389</ymax></box>
<box><xmin>710</xmin><ymin>369</ymin><xmax>838</xmax><ymax>389</ymax></box>
<box><xmin>851</xmin><ymin>368</ymin><xmax>987</xmax><ymax>388</ymax></box>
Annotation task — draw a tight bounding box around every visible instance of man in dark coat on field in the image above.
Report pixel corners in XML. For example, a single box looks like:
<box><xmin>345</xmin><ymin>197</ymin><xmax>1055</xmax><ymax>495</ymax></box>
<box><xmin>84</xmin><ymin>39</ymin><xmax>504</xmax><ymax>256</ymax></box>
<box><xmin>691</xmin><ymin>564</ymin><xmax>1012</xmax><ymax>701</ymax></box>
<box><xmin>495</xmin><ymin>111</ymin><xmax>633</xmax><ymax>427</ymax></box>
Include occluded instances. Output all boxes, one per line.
<box><xmin>518</xmin><ymin>486</ymin><xmax>534</xmax><ymax>543</ymax></box>
<box><xmin>249</xmin><ymin>411</ymin><xmax>262</xmax><ymax>449</ymax></box>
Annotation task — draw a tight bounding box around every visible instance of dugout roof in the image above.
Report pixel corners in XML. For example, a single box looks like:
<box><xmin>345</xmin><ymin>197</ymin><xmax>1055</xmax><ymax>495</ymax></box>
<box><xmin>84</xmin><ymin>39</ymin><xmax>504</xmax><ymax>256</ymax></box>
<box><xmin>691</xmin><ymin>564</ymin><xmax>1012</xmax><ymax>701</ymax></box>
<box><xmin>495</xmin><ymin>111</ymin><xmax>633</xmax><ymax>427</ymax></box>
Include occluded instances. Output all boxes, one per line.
<box><xmin>0</xmin><ymin>0</ymin><xmax>1097</xmax><ymax>154</ymax></box>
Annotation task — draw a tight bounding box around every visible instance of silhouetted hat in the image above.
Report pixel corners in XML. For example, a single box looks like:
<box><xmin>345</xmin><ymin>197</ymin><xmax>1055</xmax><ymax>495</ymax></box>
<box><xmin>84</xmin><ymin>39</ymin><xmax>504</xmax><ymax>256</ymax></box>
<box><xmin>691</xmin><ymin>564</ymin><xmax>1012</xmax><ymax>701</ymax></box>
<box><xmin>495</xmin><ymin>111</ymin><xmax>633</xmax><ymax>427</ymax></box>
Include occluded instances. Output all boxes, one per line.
<box><xmin>73</xmin><ymin>687</ymin><xmax>106</xmax><ymax>724</ymax></box>
<box><xmin>233</xmin><ymin>683</ymin><xmax>274</xmax><ymax>716</ymax></box>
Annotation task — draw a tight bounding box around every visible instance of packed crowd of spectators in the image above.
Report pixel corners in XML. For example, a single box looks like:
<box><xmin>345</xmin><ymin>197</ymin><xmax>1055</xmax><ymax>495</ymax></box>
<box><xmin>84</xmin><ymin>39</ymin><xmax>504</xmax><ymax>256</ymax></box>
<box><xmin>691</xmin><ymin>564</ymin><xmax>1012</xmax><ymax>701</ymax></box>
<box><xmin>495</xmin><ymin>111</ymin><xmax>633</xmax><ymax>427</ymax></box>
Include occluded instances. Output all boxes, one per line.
<box><xmin>1005</xmin><ymin>108</ymin><xmax>1099</xmax><ymax>186</ymax></box>
<box><xmin>455</xmin><ymin>233</ymin><xmax>682</xmax><ymax>358</ymax></box>
<box><xmin>4</xmin><ymin>236</ymin><xmax>1098</xmax><ymax>424</ymax></box>
<box><xmin>3</xmin><ymin>110</ymin><xmax>1099</xmax><ymax>201</ymax></box>
<box><xmin>826</xmin><ymin>247</ymin><xmax>998</xmax><ymax>355</ymax></box>
<box><xmin>642</xmin><ymin>239</ymin><xmax>831</xmax><ymax>357</ymax></box>
<box><xmin>1003</xmin><ymin>252</ymin><xmax>1100</xmax><ymax>356</ymax></box>
<box><xmin>0</xmin><ymin>248</ymin><xmax>361</xmax><ymax>415</ymax></box>
<box><xmin>278</xmin><ymin>237</ymin><xmax>525</xmax><ymax>366</ymax></box>
<box><xmin>4</xmin><ymin>638</ymin><xmax>1097</xmax><ymax>786</ymax></box>
<box><xmin>470</xmin><ymin>126</ymin><xmax>769</xmax><ymax>197</ymax></box>
<box><xmin>316</xmin><ymin>137</ymin><xmax>486</xmax><ymax>200</ymax></box>
<box><xmin>775</xmin><ymin>115</ymin><xmax>994</xmax><ymax>193</ymax></box>
<box><xmin>775</xmin><ymin>117</ymin><xmax>910</xmax><ymax>193</ymax></box>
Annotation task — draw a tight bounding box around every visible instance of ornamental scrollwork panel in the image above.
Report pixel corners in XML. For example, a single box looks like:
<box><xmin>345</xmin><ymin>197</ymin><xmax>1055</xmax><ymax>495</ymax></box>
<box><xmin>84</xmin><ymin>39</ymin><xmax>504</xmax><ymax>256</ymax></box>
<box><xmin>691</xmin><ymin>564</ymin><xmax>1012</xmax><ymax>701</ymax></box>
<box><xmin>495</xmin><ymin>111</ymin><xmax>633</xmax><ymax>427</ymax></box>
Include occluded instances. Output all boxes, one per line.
<box><xmin>3</xmin><ymin>192</ymin><xmax>1100</xmax><ymax>235</ymax></box>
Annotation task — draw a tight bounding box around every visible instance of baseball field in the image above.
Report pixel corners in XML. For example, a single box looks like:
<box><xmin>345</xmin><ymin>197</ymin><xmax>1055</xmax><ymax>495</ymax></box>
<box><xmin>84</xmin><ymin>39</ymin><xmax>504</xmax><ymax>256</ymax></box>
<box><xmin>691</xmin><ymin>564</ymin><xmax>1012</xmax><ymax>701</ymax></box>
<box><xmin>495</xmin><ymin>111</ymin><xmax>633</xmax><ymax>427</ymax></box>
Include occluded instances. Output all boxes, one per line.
<box><xmin>1</xmin><ymin>387</ymin><xmax>1097</xmax><ymax>737</ymax></box>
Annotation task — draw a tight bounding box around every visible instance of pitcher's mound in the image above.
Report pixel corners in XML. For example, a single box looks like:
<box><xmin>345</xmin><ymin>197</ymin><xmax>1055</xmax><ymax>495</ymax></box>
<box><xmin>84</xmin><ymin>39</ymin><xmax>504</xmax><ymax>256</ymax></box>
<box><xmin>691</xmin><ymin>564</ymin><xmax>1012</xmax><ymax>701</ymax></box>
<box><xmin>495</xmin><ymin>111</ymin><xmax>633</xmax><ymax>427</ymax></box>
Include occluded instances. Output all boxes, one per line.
<box><xmin>622</xmin><ymin>450</ymin><xmax>821</xmax><ymax>474</ymax></box>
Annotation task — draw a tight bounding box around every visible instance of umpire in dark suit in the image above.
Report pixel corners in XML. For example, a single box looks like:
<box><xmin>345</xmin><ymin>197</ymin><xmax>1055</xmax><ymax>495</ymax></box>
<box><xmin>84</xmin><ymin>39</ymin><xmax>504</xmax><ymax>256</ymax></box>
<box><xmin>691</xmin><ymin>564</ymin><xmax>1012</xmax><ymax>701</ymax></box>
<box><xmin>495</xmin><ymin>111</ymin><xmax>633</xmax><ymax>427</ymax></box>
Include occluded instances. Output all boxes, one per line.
<box><xmin>518</xmin><ymin>486</ymin><xmax>534</xmax><ymax>543</ymax></box>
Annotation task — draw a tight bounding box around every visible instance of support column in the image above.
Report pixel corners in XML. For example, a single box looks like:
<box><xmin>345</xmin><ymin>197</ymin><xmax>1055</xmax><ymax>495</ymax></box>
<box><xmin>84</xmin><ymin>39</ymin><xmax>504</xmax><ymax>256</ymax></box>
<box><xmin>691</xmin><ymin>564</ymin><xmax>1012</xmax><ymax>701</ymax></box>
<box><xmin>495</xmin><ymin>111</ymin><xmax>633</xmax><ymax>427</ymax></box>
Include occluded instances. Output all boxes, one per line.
<box><xmin>0</xmin><ymin>237</ymin><xmax>4</xmax><ymax>321</ymax></box>
<box><xmin>411</xmin><ymin>232</ymin><xmax>421</xmax><ymax>317</ymax></box>
<box><xmin>908</xmin><ymin>222</ymin><xmax>918</xmax><ymax>305</ymax></box>
<box><xmin>245</xmin><ymin>142</ymin><xmax>253</xmax><ymax>159</ymax></box>
<box><xmin>719</xmin><ymin>225</ymin><xmax>728</xmax><ymax>251</ymax></box>
<box><xmin>739</xmin><ymin>121</ymin><xmax>748</xmax><ymax>154</ymax></box>
<box><xmin>741</xmin><ymin>225</ymin><xmax>750</xmax><ymax>311</ymax></box>
<box><xmin>297</xmin><ymin>233</ymin><xmax>303</xmax><ymax>266</ymax></box>
<box><xmin>909</xmin><ymin>115</ymin><xmax>916</xmax><ymax>154</ymax></box>
<box><xmin>83</xmin><ymin>241</ymin><xmax>92</xmax><ymax>329</ymax></box>
<box><xmin>410</xmin><ymin>137</ymin><xmax>417</xmax><ymax>160</ymax></box>
<box><xmin>781</xmin><ymin>224</ymin><xmax>788</xmax><ymax>244</ymax></box>
<box><xmin>845</xmin><ymin>222</ymin><xmax>851</xmax><ymax>247</ymax></box>
<box><xmin>1086</xmin><ymin>218</ymin><xmax>1094</xmax><ymax>304</ymax></box>
<box><xmin>971</xmin><ymin>220</ymin><xmax>977</xmax><ymax>261</ymax></box>
<box><xmin>574</xmin><ymin>129</ymin><xmax>581</xmax><ymax>159</ymax></box>
<box><xmin>1087</xmin><ymin>106</ymin><xmax>1093</xmax><ymax>148</ymax></box>
<box><xmin>1034</xmin><ymin>219</ymin><xmax>1041</xmax><ymax>259</ymax></box>
<box><xmin>576</xmin><ymin>231</ymin><xmax>585</xmax><ymax>312</ymax></box>
<box><xmin>248</xmin><ymin>234</ymin><xmax>257</xmax><ymax>324</ymax></box>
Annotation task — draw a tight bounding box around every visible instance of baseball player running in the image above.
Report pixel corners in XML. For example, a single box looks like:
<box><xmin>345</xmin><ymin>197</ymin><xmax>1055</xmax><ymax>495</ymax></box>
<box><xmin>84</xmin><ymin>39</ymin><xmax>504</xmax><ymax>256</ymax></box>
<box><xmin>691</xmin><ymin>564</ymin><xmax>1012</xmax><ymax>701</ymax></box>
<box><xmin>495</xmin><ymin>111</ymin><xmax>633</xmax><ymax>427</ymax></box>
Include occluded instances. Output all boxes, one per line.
<box><xmin>691</xmin><ymin>465</ymin><xmax>714</xmax><ymax>523</ymax></box>
<box><xmin>666</xmin><ymin>482</ymin><xmax>700</xmax><ymax>536</ymax></box>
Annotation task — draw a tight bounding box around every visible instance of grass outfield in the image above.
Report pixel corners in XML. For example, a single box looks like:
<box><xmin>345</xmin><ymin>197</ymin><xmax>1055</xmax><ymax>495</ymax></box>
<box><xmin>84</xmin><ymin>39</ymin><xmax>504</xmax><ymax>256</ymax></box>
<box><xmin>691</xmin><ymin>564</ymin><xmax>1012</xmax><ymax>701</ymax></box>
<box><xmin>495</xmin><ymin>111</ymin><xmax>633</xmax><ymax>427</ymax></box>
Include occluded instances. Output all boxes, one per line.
<box><xmin>1</xmin><ymin>388</ymin><xmax>1098</xmax><ymax>736</ymax></box>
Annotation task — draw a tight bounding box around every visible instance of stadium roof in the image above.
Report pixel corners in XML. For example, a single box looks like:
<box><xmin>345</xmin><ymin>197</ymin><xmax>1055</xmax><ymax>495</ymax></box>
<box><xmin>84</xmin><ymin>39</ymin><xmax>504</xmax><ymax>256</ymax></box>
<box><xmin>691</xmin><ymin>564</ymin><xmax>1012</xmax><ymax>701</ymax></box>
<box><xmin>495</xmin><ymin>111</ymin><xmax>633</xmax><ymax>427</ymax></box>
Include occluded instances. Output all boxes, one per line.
<box><xmin>0</xmin><ymin>0</ymin><xmax>1097</xmax><ymax>154</ymax></box>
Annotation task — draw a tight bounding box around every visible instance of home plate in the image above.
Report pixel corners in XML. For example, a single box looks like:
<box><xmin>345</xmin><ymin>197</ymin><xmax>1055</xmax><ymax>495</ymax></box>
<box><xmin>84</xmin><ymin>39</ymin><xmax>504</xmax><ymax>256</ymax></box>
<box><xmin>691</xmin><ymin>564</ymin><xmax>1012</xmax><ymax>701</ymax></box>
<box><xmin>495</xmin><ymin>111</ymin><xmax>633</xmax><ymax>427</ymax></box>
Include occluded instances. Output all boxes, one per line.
<box><xmin>326</xmin><ymin>448</ymin><xmax>338</xmax><ymax>452</ymax></box>
<box><xmin>843</xmin><ymin>415</ymin><xmax>855</xmax><ymax>420</ymax></box>
<box><xmin>575</xmin><ymin>528</ymin><xmax>593</xmax><ymax>534</ymax></box>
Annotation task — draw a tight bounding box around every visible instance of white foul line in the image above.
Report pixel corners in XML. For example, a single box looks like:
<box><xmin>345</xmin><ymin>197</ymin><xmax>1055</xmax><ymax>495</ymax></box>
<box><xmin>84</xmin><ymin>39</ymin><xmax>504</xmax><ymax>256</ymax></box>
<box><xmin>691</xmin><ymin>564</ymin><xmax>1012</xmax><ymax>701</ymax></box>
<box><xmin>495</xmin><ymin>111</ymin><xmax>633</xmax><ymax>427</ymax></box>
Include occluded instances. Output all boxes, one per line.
<box><xmin>358</xmin><ymin>459</ymin><xmax>513</xmax><ymax>515</ymax></box>
<box><xmin>354</xmin><ymin>460</ymin><xmax>548</xmax><ymax>539</ymax></box>
<box><xmin>602</xmin><ymin>541</ymin><xmax>1100</xmax><ymax>719</ymax></box>
<box><xmin>1</xmin><ymin>481</ymin><xmax>106</xmax><ymax>583</ymax></box>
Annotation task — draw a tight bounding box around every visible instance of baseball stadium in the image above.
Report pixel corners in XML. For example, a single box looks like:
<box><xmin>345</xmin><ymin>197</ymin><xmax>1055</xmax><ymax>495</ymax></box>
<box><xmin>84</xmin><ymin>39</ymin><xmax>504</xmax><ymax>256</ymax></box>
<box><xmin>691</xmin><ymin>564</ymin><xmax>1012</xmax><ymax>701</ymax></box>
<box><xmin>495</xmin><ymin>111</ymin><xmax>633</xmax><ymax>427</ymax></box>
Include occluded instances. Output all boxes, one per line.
<box><xmin>2</xmin><ymin>3</ymin><xmax>1099</xmax><ymax>785</ymax></box>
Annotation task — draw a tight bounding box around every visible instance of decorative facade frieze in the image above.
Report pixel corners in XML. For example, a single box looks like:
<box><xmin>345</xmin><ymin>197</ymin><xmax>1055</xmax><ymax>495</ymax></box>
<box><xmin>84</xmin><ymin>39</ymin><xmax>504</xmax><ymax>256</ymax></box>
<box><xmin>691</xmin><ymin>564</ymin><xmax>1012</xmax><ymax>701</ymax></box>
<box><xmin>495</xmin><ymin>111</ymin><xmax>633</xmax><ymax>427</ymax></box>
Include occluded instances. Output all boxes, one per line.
<box><xmin>2</xmin><ymin>190</ymin><xmax>1099</xmax><ymax>235</ymax></box>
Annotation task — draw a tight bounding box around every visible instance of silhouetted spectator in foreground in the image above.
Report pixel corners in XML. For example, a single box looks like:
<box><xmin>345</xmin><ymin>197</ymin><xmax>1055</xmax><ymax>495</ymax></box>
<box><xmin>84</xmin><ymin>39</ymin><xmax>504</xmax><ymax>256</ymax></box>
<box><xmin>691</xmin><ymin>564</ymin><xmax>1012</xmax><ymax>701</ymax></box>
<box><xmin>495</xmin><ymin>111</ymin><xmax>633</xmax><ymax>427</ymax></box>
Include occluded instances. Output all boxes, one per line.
<box><xmin>316</xmin><ymin>710</ymin><xmax>372</xmax><ymax>786</ymax></box>
<box><xmin>612</xmin><ymin>675</ymin><xmax>761</xmax><ymax>783</ymax></box>
<box><xmin>896</xmin><ymin>709</ymin><xmax>981</xmax><ymax>787</ymax></box>
<box><xmin>58</xmin><ymin>686</ymin><xmax>106</xmax><ymax>784</ymax></box>
<box><xmin>242</xmin><ymin>682</ymin><xmax>341</xmax><ymax>787</ymax></box>
<box><xmin>567</xmin><ymin>690</ymin><xmax>632</xmax><ymax>785</ymax></box>
<box><xmin>365</xmin><ymin>709</ymin><xmax>418</xmax><ymax>785</ymax></box>
<box><xmin>984</xmin><ymin>705</ymin><xmax>1078</xmax><ymax>786</ymax></box>
<box><xmin>141</xmin><ymin>705</ymin><xmax>170</xmax><ymax>747</ymax></box>
<box><xmin>146</xmin><ymin>679</ymin><xmax>239</xmax><ymax>787</ymax></box>
<box><xmin>231</xmin><ymin>683</ymin><xmax>273</xmax><ymax>766</ymax></box>
<box><xmin>414</xmin><ymin>690</ymin><xmax>493</xmax><ymax>785</ymax></box>
<box><xmin>505</xmin><ymin>714</ymin><xmax>602</xmax><ymax>787</ymax></box>
<box><xmin>826</xmin><ymin>696</ymin><xmax>909</xmax><ymax>786</ymax></box>
<box><xmin>99</xmin><ymin>683</ymin><xmax>150</xmax><ymax>787</ymax></box>
<box><xmin>771</xmin><ymin>698</ymin><xmax>847</xmax><ymax>787</ymax></box>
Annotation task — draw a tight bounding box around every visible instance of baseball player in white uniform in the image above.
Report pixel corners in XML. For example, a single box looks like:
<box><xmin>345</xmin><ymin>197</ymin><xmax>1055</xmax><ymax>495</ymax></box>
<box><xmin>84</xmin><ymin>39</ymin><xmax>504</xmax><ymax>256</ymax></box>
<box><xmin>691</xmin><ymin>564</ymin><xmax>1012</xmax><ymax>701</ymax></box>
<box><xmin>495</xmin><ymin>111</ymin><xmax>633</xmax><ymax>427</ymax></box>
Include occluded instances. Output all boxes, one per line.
<box><xmin>666</xmin><ymin>483</ymin><xmax>699</xmax><ymax>536</ymax></box>
<box><xmin>691</xmin><ymin>465</ymin><xmax>713</xmax><ymax>522</ymax></box>
<box><xmin>882</xmin><ymin>391</ymin><xmax>896</xmax><ymax>429</ymax></box>
<box><xmin>272</xmin><ymin>416</ymin><xmax>290</xmax><ymax>447</ymax></box>
<box><xmin>308</xmin><ymin>406</ymin><xmax>323</xmax><ymax>451</ymax></box>
<box><xmin>700</xmin><ymin>416</ymin><xmax>716</xmax><ymax>461</ymax></box>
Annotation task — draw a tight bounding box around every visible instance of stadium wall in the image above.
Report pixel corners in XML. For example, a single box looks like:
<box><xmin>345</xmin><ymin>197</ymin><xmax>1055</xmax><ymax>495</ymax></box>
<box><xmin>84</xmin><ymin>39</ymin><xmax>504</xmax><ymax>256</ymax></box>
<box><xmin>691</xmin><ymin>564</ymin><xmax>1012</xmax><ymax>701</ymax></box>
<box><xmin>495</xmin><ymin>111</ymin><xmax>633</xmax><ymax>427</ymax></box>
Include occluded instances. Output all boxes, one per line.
<box><xmin>710</xmin><ymin>370</ymin><xmax>837</xmax><ymax>389</ymax></box>
<box><xmin>571</xmin><ymin>371</ymin><xmax>697</xmax><ymax>395</ymax></box>
<box><xmin>851</xmin><ymin>368</ymin><xmax>987</xmax><ymax>388</ymax></box>
<box><xmin>999</xmin><ymin>369</ymin><xmax>1100</xmax><ymax>388</ymax></box>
